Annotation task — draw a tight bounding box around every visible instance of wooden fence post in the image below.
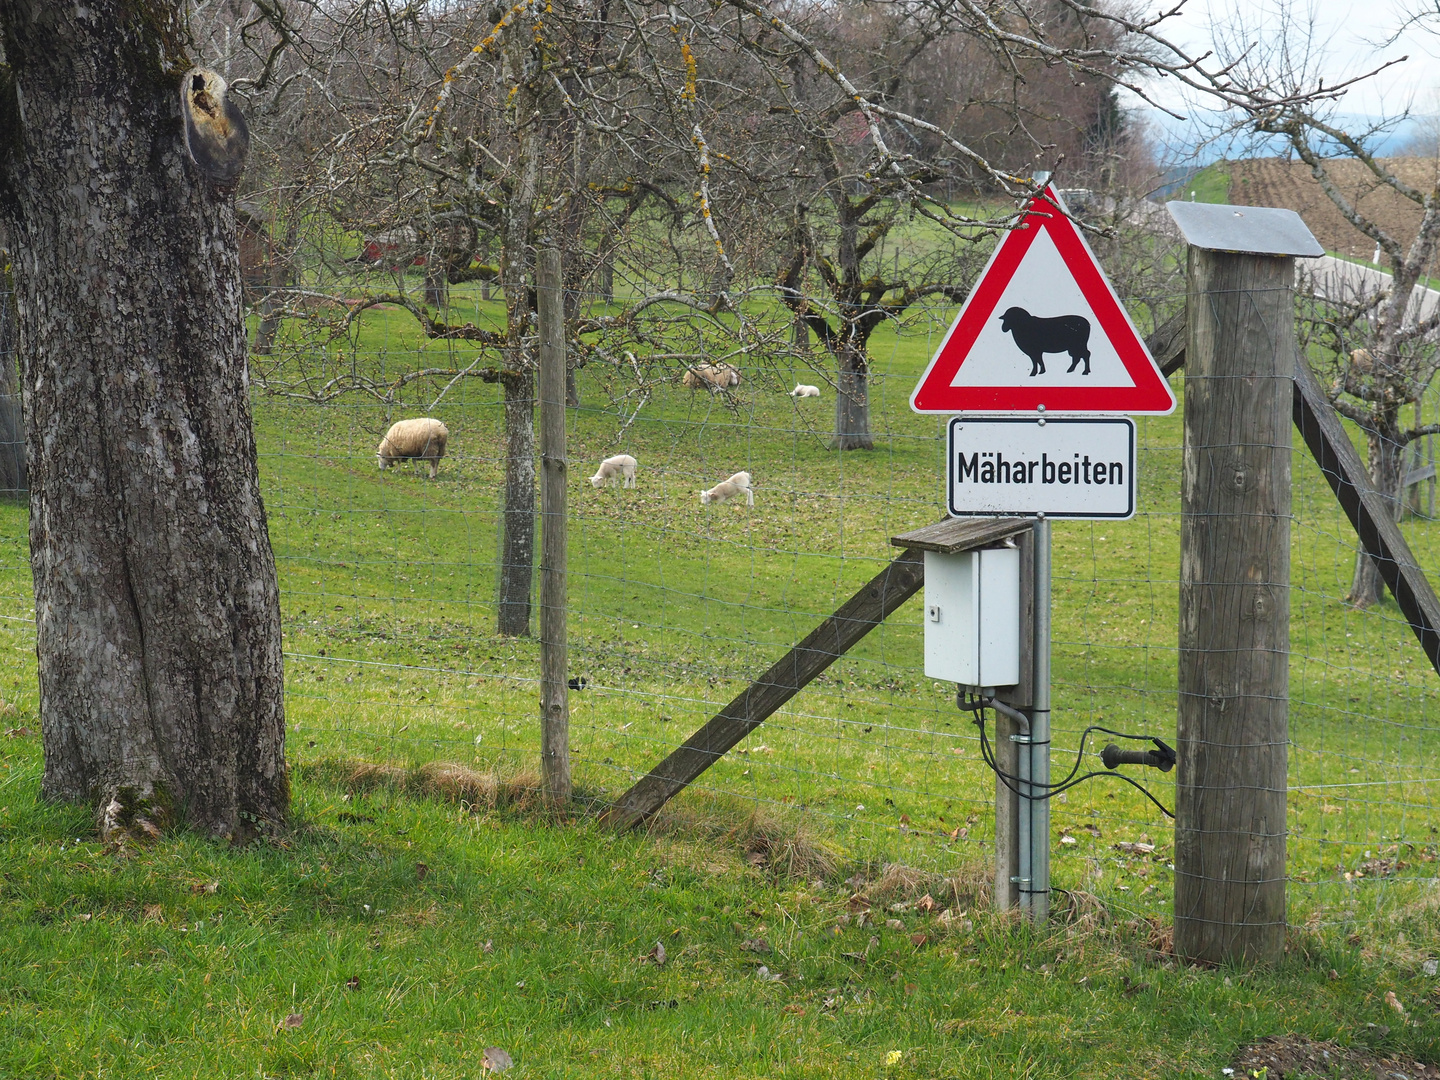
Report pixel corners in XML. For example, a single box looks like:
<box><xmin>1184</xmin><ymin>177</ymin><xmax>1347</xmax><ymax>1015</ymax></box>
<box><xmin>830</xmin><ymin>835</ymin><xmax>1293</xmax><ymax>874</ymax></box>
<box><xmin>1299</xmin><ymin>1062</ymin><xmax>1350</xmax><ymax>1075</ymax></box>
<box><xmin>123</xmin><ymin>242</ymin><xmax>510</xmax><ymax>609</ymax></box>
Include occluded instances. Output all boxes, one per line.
<box><xmin>1167</xmin><ymin>202</ymin><xmax>1320</xmax><ymax>965</ymax></box>
<box><xmin>537</xmin><ymin>246</ymin><xmax>571</xmax><ymax>802</ymax></box>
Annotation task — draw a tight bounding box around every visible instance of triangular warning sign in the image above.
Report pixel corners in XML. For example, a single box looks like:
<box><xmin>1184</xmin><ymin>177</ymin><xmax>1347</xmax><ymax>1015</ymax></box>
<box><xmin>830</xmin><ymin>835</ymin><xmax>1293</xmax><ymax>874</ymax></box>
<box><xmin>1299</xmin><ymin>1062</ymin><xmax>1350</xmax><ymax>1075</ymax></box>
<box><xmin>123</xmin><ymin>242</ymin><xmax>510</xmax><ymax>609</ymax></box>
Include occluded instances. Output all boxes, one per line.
<box><xmin>911</xmin><ymin>187</ymin><xmax>1176</xmax><ymax>415</ymax></box>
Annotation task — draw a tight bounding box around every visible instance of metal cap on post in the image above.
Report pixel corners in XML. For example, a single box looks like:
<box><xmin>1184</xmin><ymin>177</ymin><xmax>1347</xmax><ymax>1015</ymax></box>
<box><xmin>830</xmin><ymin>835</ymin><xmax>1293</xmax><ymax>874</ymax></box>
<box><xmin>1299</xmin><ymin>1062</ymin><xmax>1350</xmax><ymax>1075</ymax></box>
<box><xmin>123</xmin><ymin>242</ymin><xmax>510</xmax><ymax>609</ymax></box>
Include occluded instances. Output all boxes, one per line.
<box><xmin>1165</xmin><ymin>202</ymin><xmax>1325</xmax><ymax>259</ymax></box>
<box><xmin>1166</xmin><ymin>200</ymin><xmax>1319</xmax><ymax>965</ymax></box>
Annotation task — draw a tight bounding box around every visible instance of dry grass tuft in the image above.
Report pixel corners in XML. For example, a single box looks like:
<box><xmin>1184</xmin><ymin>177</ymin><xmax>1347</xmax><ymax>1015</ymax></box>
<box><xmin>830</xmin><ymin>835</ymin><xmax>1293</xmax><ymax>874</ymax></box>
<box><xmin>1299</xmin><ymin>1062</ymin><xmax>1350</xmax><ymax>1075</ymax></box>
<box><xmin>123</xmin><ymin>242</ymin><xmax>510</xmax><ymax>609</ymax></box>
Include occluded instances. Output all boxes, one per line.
<box><xmin>301</xmin><ymin>758</ymin><xmax>546</xmax><ymax>812</ymax></box>
<box><xmin>860</xmin><ymin>861</ymin><xmax>991</xmax><ymax>910</ymax></box>
<box><xmin>636</xmin><ymin>791</ymin><xmax>841</xmax><ymax>881</ymax></box>
<box><xmin>727</xmin><ymin>814</ymin><xmax>839</xmax><ymax>881</ymax></box>
<box><xmin>1052</xmin><ymin>888</ymin><xmax>1113</xmax><ymax>936</ymax></box>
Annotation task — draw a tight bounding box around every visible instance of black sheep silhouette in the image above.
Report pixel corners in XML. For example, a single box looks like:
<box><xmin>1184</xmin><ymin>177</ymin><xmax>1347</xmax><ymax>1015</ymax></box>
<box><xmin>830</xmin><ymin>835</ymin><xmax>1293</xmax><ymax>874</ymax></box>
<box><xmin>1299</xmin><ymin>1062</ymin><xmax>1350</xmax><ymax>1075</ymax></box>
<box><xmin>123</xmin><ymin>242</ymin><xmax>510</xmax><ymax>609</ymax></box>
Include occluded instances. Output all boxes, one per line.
<box><xmin>998</xmin><ymin>307</ymin><xmax>1092</xmax><ymax>377</ymax></box>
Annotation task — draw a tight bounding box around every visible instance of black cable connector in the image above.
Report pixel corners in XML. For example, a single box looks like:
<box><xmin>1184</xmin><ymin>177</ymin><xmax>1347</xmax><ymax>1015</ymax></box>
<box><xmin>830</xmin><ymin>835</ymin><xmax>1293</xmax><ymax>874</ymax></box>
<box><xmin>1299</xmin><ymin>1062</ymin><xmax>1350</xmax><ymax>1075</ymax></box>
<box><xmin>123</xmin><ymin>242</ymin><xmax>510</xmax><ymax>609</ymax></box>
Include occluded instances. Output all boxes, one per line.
<box><xmin>1100</xmin><ymin>739</ymin><xmax>1175</xmax><ymax>772</ymax></box>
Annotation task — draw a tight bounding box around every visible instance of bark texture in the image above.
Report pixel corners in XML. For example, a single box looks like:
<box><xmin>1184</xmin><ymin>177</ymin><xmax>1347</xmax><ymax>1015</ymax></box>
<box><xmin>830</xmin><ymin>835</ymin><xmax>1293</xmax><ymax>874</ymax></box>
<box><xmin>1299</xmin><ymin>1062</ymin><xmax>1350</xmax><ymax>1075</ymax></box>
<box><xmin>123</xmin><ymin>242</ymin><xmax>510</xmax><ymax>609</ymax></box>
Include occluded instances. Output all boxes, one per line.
<box><xmin>495</xmin><ymin>35</ymin><xmax>538</xmax><ymax>638</ymax></box>
<box><xmin>1175</xmin><ymin>248</ymin><xmax>1291</xmax><ymax>965</ymax></box>
<box><xmin>0</xmin><ymin>277</ymin><xmax>24</xmax><ymax>493</ymax></box>
<box><xmin>0</xmin><ymin>2</ymin><xmax>288</xmax><ymax>837</ymax></box>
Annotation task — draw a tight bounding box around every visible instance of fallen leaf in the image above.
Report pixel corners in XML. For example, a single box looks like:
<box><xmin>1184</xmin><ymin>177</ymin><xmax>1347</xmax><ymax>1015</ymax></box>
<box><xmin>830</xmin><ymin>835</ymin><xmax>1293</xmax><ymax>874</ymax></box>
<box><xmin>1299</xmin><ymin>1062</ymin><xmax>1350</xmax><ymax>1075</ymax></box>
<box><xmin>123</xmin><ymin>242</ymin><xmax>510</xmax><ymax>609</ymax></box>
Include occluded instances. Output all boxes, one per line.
<box><xmin>904</xmin><ymin>982</ymin><xmax>918</xmax><ymax>995</ymax></box>
<box><xmin>1113</xmin><ymin>841</ymin><xmax>1156</xmax><ymax>855</ymax></box>
<box><xmin>415</xmin><ymin>863</ymin><xmax>429</xmax><ymax>881</ymax></box>
<box><xmin>191</xmin><ymin>880</ymin><xmax>219</xmax><ymax>895</ymax></box>
<box><xmin>740</xmin><ymin>938</ymin><xmax>770</xmax><ymax>953</ymax></box>
<box><xmin>783</xmin><ymin>1003</ymin><xmax>806</xmax><ymax>1015</ymax></box>
<box><xmin>1425</xmin><ymin>959</ymin><xmax>1438</xmax><ymax>977</ymax></box>
<box><xmin>886</xmin><ymin>919</ymin><xmax>904</xmax><ymax>931</ymax></box>
<box><xmin>481</xmin><ymin>1047</ymin><xmax>513</xmax><ymax>1072</ymax></box>
<box><xmin>3</xmin><ymin>726</ymin><xmax>33</xmax><ymax>738</ymax></box>
<box><xmin>910</xmin><ymin>933</ymin><xmax>928</xmax><ymax>948</ymax></box>
<box><xmin>1060</xmin><ymin>834</ymin><xmax>1078</xmax><ymax>846</ymax></box>
<box><xmin>283</xmin><ymin>1012</ymin><xmax>304</xmax><ymax>1029</ymax></box>
<box><xmin>640</xmin><ymin>941</ymin><xmax>666</xmax><ymax>966</ymax></box>
<box><xmin>915</xmin><ymin>894</ymin><xmax>936</xmax><ymax>913</ymax></box>
<box><xmin>142</xmin><ymin>904</ymin><xmax>164</xmax><ymax>922</ymax></box>
<box><xmin>1385</xmin><ymin>990</ymin><xmax>1406</xmax><ymax>1016</ymax></box>
<box><xmin>345</xmin><ymin>976</ymin><xmax>360</xmax><ymax>991</ymax></box>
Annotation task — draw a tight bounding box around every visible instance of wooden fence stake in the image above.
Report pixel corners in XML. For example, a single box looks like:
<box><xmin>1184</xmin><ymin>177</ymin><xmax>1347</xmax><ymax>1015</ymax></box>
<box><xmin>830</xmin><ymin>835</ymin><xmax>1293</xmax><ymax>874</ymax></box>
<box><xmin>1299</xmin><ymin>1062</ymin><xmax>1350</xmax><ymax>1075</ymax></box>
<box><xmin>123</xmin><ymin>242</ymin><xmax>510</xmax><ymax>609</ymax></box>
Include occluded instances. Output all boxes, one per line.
<box><xmin>537</xmin><ymin>246</ymin><xmax>570</xmax><ymax>803</ymax></box>
<box><xmin>1174</xmin><ymin>239</ymin><xmax>1294</xmax><ymax>965</ymax></box>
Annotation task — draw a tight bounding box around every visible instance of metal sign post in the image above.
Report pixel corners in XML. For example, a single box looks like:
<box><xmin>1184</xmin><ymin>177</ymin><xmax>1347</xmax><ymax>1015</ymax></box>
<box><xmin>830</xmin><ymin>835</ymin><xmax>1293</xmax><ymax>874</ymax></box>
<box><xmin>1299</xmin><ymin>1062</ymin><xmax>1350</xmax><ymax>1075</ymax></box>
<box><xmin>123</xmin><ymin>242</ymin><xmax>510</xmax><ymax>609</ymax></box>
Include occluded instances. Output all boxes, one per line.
<box><xmin>1026</xmin><ymin>515</ymin><xmax>1052</xmax><ymax>922</ymax></box>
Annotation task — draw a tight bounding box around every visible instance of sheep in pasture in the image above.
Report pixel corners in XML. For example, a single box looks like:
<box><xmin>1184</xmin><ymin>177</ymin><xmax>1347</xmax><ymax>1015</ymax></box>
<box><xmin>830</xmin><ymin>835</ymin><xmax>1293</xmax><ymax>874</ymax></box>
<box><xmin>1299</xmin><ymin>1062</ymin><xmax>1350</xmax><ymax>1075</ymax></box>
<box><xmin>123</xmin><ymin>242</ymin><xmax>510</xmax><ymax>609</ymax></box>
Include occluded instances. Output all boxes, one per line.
<box><xmin>590</xmin><ymin>454</ymin><xmax>638</xmax><ymax>489</ymax></box>
<box><xmin>700</xmin><ymin>470</ymin><xmax>753</xmax><ymax>506</ymax></box>
<box><xmin>790</xmin><ymin>384</ymin><xmax>821</xmax><ymax>398</ymax></box>
<box><xmin>998</xmin><ymin>306</ymin><xmax>1092</xmax><ymax>377</ymax></box>
<box><xmin>682</xmin><ymin>363</ymin><xmax>741</xmax><ymax>391</ymax></box>
<box><xmin>377</xmin><ymin>417</ymin><xmax>449</xmax><ymax>478</ymax></box>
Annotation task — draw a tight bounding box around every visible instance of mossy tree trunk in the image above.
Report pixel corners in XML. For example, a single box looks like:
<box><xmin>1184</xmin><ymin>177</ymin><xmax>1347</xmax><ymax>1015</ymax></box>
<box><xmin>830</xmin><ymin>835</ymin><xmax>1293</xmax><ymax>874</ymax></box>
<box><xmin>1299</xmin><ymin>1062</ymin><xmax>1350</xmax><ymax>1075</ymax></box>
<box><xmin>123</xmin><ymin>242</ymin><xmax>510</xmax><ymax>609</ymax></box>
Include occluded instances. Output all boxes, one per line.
<box><xmin>0</xmin><ymin>1</ymin><xmax>288</xmax><ymax>838</ymax></box>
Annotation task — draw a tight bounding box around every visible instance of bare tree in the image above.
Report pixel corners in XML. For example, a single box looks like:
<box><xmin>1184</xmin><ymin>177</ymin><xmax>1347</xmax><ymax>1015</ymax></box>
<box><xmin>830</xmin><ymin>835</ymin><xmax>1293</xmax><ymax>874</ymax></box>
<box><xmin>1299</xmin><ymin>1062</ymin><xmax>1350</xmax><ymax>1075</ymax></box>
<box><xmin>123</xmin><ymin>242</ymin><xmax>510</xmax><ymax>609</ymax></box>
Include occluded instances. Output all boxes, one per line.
<box><xmin>0</xmin><ymin>2</ymin><xmax>287</xmax><ymax>837</ymax></box>
<box><xmin>1199</xmin><ymin>3</ymin><xmax>1440</xmax><ymax>605</ymax></box>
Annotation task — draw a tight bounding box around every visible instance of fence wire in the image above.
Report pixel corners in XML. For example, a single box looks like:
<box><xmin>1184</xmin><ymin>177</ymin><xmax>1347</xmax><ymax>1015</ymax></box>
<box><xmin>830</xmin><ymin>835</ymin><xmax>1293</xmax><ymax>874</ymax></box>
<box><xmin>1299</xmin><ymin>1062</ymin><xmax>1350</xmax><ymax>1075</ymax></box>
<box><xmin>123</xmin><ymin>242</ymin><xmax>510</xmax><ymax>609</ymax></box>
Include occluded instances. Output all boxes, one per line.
<box><xmin>0</xmin><ymin>242</ymin><xmax>1436</xmax><ymax>932</ymax></box>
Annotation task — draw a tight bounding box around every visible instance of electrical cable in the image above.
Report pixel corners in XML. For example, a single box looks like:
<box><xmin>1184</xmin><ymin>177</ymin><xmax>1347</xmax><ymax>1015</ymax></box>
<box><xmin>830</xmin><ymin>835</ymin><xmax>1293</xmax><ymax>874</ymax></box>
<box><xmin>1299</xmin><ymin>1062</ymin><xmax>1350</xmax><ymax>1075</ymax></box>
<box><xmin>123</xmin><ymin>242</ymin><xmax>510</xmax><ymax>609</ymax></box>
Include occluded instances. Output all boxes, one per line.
<box><xmin>961</xmin><ymin>693</ymin><xmax>1175</xmax><ymax>818</ymax></box>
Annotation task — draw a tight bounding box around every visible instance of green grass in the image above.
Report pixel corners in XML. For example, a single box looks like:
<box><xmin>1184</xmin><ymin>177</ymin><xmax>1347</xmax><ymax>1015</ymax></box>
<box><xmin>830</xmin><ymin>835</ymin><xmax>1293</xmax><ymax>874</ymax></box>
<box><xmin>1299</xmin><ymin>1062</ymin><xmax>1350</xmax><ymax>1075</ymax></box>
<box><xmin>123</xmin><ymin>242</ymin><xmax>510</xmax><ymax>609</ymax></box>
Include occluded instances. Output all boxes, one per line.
<box><xmin>0</xmin><ymin>264</ymin><xmax>1439</xmax><ymax>1074</ymax></box>
<box><xmin>1184</xmin><ymin>164</ymin><xmax>1232</xmax><ymax>204</ymax></box>
<box><xmin>2</xmin><ymin>745</ymin><xmax>1439</xmax><ymax>1078</ymax></box>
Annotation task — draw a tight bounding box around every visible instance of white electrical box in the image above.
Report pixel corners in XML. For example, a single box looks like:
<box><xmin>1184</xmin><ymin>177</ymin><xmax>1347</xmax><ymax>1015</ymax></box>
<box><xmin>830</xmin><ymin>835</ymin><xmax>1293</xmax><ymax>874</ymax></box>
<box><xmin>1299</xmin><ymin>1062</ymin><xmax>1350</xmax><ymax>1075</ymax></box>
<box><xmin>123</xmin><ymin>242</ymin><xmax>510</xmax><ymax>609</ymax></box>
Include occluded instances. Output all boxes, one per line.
<box><xmin>923</xmin><ymin>547</ymin><xmax>1020</xmax><ymax>688</ymax></box>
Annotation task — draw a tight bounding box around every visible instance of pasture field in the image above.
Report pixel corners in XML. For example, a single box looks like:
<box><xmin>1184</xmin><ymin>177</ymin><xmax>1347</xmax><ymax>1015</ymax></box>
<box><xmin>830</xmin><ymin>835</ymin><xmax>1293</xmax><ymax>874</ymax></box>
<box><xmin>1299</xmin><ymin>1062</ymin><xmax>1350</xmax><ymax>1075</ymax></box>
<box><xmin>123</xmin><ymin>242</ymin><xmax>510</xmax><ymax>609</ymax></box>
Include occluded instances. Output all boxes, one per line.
<box><xmin>0</xmin><ymin>273</ymin><xmax>1439</xmax><ymax>1075</ymax></box>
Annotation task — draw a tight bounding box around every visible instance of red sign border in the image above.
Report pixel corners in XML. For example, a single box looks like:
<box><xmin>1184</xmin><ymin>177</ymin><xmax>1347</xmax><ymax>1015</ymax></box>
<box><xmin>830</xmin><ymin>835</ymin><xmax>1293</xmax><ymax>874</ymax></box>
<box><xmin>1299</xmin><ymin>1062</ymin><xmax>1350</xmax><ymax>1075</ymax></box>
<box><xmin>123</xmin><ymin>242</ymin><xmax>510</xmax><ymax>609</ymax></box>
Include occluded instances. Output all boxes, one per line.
<box><xmin>910</xmin><ymin>187</ymin><xmax>1176</xmax><ymax>415</ymax></box>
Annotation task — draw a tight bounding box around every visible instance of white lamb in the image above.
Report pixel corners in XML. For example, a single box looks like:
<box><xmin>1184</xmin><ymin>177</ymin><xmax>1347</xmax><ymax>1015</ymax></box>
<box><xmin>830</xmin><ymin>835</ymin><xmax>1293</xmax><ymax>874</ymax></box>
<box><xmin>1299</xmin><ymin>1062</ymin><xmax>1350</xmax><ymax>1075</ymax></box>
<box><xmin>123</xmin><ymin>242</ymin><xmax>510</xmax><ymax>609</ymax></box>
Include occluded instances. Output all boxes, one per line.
<box><xmin>377</xmin><ymin>417</ymin><xmax>449</xmax><ymax>478</ymax></box>
<box><xmin>700</xmin><ymin>470</ymin><xmax>753</xmax><ymax>506</ymax></box>
<box><xmin>590</xmin><ymin>454</ymin><xmax>638</xmax><ymax>489</ymax></box>
<box><xmin>790</xmin><ymin>384</ymin><xmax>821</xmax><ymax>398</ymax></box>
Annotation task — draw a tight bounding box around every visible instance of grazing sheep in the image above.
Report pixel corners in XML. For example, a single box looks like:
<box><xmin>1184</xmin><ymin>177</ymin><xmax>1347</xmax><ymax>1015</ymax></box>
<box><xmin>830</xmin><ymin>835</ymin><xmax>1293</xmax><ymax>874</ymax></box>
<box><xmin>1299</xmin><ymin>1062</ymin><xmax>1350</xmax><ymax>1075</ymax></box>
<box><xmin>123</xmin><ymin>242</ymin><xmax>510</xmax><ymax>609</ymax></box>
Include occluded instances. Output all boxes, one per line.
<box><xmin>590</xmin><ymin>454</ymin><xmax>638</xmax><ymax>489</ymax></box>
<box><xmin>682</xmin><ymin>363</ymin><xmax>741</xmax><ymax>391</ymax></box>
<box><xmin>790</xmin><ymin>384</ymin><xmax>821</xmax><ymax>398</ymax></box>
<box><xmin>700</xmin><ymin>470</ymin><xmax>753</xmax><ymax>506</ymax></box>
<box><xmin>377</xmin><ymin>417</ymin><xmax>449</xmax><ymax>478</ymax></box>
<box><xmin>998</xmin><ymin>306</ymin><xmax>1092</xmax><ymax>377</ymax></box>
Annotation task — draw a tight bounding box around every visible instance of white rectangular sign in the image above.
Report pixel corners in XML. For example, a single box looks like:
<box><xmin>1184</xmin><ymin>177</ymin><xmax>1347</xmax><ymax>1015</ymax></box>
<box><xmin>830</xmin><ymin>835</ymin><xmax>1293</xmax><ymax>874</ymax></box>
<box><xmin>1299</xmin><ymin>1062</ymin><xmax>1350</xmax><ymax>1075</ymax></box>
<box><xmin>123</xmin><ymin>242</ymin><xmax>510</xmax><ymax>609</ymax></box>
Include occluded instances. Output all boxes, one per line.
<box><xmin>946</xmin><ymin>416</ymin><xmax>1135</xmax><ymax>520</ymax></box>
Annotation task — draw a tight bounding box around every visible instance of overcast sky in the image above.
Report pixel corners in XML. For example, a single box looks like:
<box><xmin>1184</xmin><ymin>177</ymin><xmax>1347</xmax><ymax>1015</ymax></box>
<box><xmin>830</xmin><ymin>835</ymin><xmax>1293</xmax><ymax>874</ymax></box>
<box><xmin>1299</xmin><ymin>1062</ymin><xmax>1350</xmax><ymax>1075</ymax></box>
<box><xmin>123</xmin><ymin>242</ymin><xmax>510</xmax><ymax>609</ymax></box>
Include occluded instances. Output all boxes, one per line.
<box><xmin>1128</xmin><ymin>0</ymin><xmax>1440</xmax><ymax>157</ymax></box>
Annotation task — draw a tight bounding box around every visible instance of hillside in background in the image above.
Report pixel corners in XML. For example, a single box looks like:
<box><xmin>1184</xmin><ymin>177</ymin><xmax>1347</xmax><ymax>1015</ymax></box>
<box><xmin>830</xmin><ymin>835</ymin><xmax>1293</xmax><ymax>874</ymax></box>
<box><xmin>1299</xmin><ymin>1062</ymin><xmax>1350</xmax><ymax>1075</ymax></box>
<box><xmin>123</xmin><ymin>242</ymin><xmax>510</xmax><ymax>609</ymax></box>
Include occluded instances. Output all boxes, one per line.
<box><xmin>1227</xmin><ymin>156</ymin><xmax>1440</xmax><ymax>259</ymax></box>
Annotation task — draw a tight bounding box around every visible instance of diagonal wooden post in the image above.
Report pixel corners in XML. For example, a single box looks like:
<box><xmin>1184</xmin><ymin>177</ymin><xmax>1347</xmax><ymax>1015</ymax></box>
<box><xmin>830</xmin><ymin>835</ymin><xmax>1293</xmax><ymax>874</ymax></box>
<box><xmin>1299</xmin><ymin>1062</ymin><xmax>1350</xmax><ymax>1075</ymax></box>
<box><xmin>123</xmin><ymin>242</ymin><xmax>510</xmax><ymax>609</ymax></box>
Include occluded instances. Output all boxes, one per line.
<box><xmin>601</xmin><ymin>517</ymin><xmax>1030</xmax><ymax>830</ymax></box>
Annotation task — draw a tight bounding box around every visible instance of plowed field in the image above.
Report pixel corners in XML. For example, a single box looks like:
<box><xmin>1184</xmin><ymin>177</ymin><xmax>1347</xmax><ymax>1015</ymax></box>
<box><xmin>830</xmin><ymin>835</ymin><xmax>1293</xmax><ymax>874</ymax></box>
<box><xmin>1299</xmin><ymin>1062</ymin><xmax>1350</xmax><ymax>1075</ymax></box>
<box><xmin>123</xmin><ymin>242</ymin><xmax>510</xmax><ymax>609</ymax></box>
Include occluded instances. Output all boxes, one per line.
<box><xmin>1229</xmin><ymin>155</ymin><xmax>1440</xmax><ymax>259</ymax></box>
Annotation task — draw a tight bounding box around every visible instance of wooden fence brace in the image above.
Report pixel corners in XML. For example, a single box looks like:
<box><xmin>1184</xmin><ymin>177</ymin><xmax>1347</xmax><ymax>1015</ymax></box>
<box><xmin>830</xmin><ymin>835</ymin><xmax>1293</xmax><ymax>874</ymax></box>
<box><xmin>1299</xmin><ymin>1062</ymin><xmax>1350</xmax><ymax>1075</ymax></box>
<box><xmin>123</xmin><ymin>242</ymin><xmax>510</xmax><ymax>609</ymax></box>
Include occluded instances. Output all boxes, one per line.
<box><xmin>1292</xmin><ymin>355</ymin><xmax>1440</xmax><ymax>673</ymax></box>
<box><xmin>601</xmin><ymin>516</ymin><xmax>1030</xmax><ymax>830</ymax></box>
<box><xmin>1157</xmin><ymin>330</ymin><xmax>1440</xmax><ymax>678</ymax></box>
<box><xmin>537</xmin><ymin>246</ymin><xmax>571</xmax><ymax>802</ymax></box>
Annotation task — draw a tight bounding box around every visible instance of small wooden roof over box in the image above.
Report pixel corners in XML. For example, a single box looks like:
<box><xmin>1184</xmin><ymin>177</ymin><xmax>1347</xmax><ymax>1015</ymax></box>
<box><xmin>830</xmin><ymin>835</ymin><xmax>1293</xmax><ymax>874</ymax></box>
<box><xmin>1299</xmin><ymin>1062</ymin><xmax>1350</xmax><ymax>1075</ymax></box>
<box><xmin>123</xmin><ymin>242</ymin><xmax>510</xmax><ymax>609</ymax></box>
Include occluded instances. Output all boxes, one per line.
<box><xmin>891</xmin><ymin>516</ymin><xmax>1032</xmax><ymax>553</ymax></box>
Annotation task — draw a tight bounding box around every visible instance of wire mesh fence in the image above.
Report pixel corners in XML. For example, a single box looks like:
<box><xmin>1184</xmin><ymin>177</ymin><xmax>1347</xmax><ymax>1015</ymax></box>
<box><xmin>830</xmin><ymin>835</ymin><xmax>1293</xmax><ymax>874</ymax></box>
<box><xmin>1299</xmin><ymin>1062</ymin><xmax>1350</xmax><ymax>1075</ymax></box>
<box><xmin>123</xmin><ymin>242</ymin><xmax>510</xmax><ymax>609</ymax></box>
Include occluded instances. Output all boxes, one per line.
<box><xmin>0</xmin><ymin>229</ymin><xmax>1437</xmax><ymax>931</ymax></box>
